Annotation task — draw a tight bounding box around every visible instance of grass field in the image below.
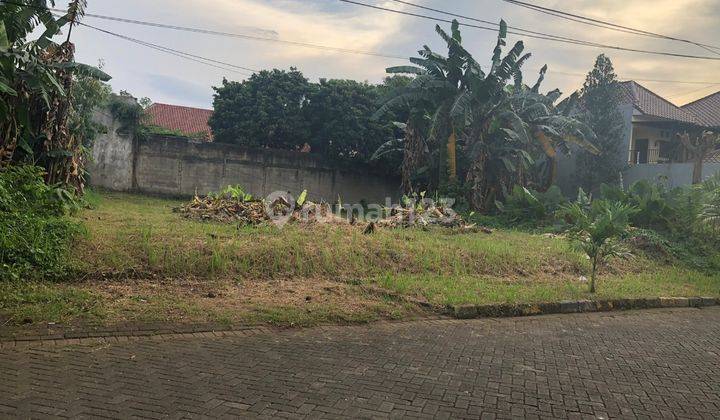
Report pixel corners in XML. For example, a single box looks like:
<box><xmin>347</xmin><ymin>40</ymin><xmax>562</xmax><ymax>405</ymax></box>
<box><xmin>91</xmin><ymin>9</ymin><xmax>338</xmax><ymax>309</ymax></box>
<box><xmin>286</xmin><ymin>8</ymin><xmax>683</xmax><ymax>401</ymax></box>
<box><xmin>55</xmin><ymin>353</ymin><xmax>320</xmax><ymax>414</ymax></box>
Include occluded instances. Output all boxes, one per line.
<box><xmin>1</xmin><ymin>191</ymin><xmax>718</xmax><ymax>327</ymax></box>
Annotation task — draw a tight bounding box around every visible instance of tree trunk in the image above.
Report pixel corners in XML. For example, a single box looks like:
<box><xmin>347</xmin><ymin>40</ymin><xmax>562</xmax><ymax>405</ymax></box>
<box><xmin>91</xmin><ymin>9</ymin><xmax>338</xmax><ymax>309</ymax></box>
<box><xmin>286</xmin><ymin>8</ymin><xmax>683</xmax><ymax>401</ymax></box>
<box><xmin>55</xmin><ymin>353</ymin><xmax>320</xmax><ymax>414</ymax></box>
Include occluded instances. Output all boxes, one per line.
<box><xmin>400</xmin><ymin>123</ymin><xmax>425</xmax><ymax>194</ymax></box>
<box><xmin>590</xmin><ymin>256</ymin><xmax>597</xmax><ymax>293</ymax></box>
<box><xmin>447</xmin><ymin>130</ymin><xmax>457</xmax><ymax>182</ymax></box>
<box><xmin>535</xmin><ymin>131</ymin><xmax>557</xmax><ymax>191</ymax></box>
<box><xmin>465</xmin><ymin>154</ymin><xmax>489</xmax><ymax>211</ymax></box>
<box><xmin>678</xmin><ymin>131</ymin><xmax>718</xmax><ymax>185</ymax></box>
<box><xmin>692</xmin><ymin>156</ymin><xmax>703</xmax><ymax>185</ymax></box>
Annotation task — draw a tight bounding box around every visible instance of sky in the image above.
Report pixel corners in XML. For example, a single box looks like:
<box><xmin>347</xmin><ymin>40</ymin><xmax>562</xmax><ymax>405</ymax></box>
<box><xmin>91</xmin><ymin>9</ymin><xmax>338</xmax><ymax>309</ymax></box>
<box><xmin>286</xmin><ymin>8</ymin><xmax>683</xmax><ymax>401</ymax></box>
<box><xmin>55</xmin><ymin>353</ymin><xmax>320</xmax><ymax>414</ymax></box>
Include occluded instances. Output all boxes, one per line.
<box><xmin>59</xmin><ymin>0</ymin><xmax>720</xmax><ymax>109</ymax></box>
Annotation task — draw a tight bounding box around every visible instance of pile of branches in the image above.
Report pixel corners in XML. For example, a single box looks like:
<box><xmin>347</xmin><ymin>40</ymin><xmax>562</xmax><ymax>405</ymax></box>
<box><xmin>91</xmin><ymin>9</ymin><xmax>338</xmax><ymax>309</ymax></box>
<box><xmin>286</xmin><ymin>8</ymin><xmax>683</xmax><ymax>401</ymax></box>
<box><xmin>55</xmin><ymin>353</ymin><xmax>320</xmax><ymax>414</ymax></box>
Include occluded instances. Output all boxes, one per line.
<box><xmin>175</xmin><ymin>195</ymin><xmax>269</xmax><ymax>224</ymax></box>
<box><xmin>365</xmin><ymin>202</ymin><xmax>492</xmax><ymax>234</ymax></box>
<box><xmin>176</xmin><ymin>187</ymin><xmax>490</xmax><ymax>234</ymax></box>
<box><xmin>174</xmin><ymin>187</ymin><xmax>347</xmax><ymax>226</ymax></box>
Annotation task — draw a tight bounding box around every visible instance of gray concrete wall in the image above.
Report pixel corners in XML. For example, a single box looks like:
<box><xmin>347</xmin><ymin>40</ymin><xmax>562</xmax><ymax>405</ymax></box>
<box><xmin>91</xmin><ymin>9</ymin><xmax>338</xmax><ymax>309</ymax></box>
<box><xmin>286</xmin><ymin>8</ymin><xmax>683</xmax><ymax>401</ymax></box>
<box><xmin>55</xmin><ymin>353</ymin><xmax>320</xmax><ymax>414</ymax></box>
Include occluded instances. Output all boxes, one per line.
<box><xmin>90</xmin><ymin>129</ymin><xmax>399</xmax><ymax>204</ymax></box>
<box><xmin>86</xmin><ymin>109</ymin><xmax>135</xmax><ymax>191</ymax></box>
<box><xmin>623</xmin><ymin>163</ymin><xmax>720</xmax><ymax>188</ymax></box>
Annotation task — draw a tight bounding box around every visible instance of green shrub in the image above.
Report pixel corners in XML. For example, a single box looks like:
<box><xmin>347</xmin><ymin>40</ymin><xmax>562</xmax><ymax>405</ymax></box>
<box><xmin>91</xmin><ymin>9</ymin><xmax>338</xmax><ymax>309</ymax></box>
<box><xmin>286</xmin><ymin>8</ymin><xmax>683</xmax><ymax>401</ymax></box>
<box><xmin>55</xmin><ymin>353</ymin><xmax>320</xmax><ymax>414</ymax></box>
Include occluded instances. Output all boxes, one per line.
<box><xmin>599</xmin><ymin>180</ymin><xmax>676</xmax><ymax>230</ymax></box>
<box><xmin>495</xmin><ymin>185</ymin><xmax>566</xmax><ymax>225</ymax></box>
<box><xmin>0</xmin><ymin>166</ymin><xmax>79</xmax><ymax>281</ymax></box>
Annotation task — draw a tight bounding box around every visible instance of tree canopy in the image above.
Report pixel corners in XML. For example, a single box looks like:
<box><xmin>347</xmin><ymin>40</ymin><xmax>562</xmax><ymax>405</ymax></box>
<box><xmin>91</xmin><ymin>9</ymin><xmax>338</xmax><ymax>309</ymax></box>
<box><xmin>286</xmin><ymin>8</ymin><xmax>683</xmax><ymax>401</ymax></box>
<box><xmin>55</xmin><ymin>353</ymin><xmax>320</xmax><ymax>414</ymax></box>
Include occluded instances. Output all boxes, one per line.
<box><xmin>574</xmin><ymin>54</ymin><xmax>626</xmax><ymax>190</ymax></box>
<box><xmin>209</xmin><ymin>68</ymin><xmax>401</xmax><ymax>170</ymax></box>
<box><xmin>0</xmin><ymin>0</ymin><xmax>111</xmax><ymax>192</ymax></box>
<box><xmin>209</xmin><ymin>68</ymin><xmax>312</xmax><ymax>150</ymax></box>
<box><xmin>305</xmin><ymin>79</ymin><xmax>394</xmax><ymax>163</ymax></box>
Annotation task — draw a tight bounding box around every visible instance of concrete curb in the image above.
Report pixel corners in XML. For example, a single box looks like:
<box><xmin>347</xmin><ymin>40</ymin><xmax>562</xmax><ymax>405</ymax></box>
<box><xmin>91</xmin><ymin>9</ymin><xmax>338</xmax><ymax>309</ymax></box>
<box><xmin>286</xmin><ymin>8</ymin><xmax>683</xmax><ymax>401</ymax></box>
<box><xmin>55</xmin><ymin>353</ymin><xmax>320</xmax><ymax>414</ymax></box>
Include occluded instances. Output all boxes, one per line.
<box><xmin>453</xmin><ymin>296</ymin><xmax>720</xmax><ymax>319</ymax></box>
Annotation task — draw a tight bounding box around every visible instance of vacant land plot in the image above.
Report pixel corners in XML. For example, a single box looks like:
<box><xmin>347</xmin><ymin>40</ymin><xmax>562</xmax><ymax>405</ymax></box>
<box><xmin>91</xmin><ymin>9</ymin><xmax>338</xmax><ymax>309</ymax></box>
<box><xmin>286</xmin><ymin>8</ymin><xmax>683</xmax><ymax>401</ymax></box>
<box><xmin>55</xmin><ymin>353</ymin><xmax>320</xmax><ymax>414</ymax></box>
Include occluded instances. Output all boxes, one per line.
<box><xmin>1</xmin><ymin>191</ymin><xmax>718</xmax><ymax>327</ymax></box>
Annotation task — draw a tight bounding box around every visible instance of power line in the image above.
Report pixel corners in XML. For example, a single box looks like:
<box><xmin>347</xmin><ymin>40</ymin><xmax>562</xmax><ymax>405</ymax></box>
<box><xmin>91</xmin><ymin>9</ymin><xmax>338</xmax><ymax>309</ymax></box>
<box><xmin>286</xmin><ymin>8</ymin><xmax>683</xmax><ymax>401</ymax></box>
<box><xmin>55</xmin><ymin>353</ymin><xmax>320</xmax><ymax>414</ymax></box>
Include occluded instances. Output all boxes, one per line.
<box><xmin>7</xmin><ymin>0</ymin><xmax>720</xmax><ymax>87</ymax></box>
<box><xmin>667</xmin><ymin>83</ymin><xmax>720</xmax><ymax>100</ymax></box>
<box><xmin>76</xmin><ymin>21</ymin><xmax>255</xmax><ymax>76</ymax></box>
<box><xmin>501</xmin><ymin>0</ymin><xmax>720</xmax><ymax>56</ymax></box>
<box><xmin>388</xmin><ymin>0</ymin><xmax>604</xmax><ymax>47</ymax></box>
<box><xmin>0</xmin><ymin>0</ymin><xmax>408</xmax><ymax>61</ymax></box>
<box><xmin>338</xmin><ymin>0</ymin><xmax>720</xmax><ymax>61</ymax></box>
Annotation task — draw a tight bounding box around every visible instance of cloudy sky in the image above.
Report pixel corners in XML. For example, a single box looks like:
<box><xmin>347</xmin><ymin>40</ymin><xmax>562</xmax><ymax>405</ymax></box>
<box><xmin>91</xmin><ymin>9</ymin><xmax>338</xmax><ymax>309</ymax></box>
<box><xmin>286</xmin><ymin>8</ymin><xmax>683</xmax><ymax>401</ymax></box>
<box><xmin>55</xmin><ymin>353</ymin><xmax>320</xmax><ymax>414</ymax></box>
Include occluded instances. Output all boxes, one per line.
<box><xmin>61</xmin><ymin>0</ymin><xmax>720</xmax><ymax>109</ymax></box>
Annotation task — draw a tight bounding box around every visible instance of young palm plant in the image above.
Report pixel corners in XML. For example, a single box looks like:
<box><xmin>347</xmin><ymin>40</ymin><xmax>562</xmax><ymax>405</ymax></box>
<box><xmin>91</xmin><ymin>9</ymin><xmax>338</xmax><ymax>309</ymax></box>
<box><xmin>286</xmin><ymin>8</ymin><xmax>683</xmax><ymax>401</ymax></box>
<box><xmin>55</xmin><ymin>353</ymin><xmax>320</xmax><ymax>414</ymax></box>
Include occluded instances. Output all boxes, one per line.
<box><xmin>560</xmin><ymin>200</ymin><xmax>637</xmax><ymax>293</ymax></box>
<box><xmin>700</xmin><ymin>191</ymin><xmax>720</xmax><ymax>232</ymax></box>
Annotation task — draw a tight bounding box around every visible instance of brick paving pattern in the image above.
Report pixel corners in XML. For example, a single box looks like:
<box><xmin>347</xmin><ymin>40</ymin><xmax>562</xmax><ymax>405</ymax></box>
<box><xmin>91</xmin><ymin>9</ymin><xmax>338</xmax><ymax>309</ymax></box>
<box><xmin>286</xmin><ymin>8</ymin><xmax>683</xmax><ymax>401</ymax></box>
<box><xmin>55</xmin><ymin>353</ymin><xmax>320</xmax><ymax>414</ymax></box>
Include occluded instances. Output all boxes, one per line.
<box><xmin>1</xmin><ymin>307</ymin><xmax>719</xmax><ymax>419</ymax></box>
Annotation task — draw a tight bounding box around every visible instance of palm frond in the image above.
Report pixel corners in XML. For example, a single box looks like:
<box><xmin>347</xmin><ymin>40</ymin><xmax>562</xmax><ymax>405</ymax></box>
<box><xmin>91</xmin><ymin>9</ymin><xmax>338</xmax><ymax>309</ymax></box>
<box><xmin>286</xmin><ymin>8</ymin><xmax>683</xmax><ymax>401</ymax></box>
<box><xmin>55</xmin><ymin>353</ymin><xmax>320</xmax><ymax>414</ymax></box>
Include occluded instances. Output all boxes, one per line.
<box><xmin>386</xmin><ymin>65</ymin><xmax>425</xmax><ymax>75</ymax></box>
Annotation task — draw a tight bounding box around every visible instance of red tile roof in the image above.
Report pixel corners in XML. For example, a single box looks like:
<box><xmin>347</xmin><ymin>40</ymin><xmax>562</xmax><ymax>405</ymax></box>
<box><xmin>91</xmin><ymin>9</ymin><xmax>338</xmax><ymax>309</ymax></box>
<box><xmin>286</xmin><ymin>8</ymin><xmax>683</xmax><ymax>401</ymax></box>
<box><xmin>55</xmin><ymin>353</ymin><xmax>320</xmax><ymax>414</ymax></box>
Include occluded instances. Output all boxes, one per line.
<box><xmin>619</xmin><ymin>81</ymin><xmax>698</xmax><ymax>124</ymax></box>
<box><xmin>681</xmin><ymin>91</ymin><xmax>720</xmax><ymax>129</ymax></box>
<box><xmin>144</xmin><ymin>103</ymin><xmax>213</xmax><ymax>140</ymax></box>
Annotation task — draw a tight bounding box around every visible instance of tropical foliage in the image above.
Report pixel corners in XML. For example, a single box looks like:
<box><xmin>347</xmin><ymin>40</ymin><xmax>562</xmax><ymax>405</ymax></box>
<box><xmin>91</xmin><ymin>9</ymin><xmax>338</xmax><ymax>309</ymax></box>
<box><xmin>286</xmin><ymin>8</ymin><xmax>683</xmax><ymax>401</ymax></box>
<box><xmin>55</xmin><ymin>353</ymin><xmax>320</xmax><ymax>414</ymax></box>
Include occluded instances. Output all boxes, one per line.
<box><xmin>373</xmin><ymin>19</ymin><xmax>598</xmax><ymax>210</ymax></box>
<box><xmin>0</xmin><ymin>0</ymin><xmax>110</xmax><ymax>193</ymax></box>
<box><xmin>0</xmin><ymin>165</ymin><xmax>80</xmax><ymax>281</ymax></box>
<box><xmin>560</xmin><ymin>199</ymin><xmax>637</xmax><ymax>293</ymax></box>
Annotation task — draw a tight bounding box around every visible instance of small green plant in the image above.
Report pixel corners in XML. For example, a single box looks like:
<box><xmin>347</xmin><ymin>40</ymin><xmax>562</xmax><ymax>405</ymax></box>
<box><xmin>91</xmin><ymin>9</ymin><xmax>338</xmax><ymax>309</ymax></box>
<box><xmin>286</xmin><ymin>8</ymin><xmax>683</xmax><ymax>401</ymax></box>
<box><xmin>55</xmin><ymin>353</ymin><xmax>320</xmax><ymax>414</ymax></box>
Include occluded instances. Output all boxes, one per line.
<box><xmin>559</xmin><ymin>200</ymin><xmax>637</xmax><ymax>293</ymax></box>
<box><xmin>210</xmin><ymin>185</ymin><xmax>253</xmax><ymax>202</ymax></box>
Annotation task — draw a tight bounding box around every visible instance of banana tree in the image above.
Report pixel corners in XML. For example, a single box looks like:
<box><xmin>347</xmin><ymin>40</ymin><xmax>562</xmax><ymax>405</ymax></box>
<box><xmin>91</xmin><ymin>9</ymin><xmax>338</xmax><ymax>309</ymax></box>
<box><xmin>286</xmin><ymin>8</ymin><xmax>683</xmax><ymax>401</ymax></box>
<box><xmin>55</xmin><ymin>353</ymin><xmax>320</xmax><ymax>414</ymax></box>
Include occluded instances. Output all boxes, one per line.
<box><xmin>500</xmin><ymin>68</ymin><xmax>599</xmax><ymax>191</ymax></box>
<box><xmin>445</xmin><ymin>21</ymin><xmax>533</xmax><ymax>210</ymax></box>
<box><xmin>375</xmin><ymin>19</ymin><xmax>480</xmax><ymax>187</ymax></box>
<box><xmin>0</xmin><ymin>0</ymin><xmax>110</xmax><ymax>191</ymax></box>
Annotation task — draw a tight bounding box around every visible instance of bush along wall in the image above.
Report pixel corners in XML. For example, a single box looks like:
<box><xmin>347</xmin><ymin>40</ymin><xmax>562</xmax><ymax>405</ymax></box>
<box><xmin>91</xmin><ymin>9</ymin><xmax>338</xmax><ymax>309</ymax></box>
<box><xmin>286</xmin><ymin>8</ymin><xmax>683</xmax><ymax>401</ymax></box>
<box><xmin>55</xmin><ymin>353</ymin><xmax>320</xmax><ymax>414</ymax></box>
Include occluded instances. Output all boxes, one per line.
<box><xmin>0</xmin><ymin>166</ymin><xmax>80</xmax><ymax>281</ymax></box>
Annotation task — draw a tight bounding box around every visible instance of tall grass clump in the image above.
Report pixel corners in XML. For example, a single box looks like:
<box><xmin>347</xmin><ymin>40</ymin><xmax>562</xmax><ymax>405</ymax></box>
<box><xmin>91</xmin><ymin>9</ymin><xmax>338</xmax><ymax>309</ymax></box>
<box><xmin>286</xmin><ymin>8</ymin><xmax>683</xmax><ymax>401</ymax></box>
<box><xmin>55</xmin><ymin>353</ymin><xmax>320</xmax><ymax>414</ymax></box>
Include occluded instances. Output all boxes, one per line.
<box><xmin>0</xmin><ymin>166</ymin><xmax>80</xmax><ymax>281</ymax></box>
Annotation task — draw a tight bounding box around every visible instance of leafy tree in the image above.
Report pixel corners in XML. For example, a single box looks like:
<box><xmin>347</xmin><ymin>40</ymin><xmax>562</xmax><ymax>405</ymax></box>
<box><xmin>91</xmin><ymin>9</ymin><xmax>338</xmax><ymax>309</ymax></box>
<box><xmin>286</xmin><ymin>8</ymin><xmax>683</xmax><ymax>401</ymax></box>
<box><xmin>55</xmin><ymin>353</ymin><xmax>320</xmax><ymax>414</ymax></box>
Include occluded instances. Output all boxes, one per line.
<box><xmin>678</xmin><ymin>131</ymin><xmax>719</xmax><ymax>184</ymax></box>
<box><xmin>376</xmin><ymin>20</ymin><xmax>481</xmax><ymax>186</ymax></box>
<box><xmin>305</xmin><ymin>79</ymin><xmax>393</xmax><ymax>164</ymax></box>
<box><xmin>70</xmin><ymin>62</ymin><xmax>112</xmax><ymax>148</ymax></box>
<box><xmin>560</xmin><ymin>199</ymin><xmax>637</xmax><ymax>293</ymax></box>
<box><xmin>209</xmin><ymin>68</ymin><xmax>312</xmax><ymax>149</ymax></box>
<box><xmin>575</xmin><ymin>54</ymin><xmax>626</xmax><ymax>190</ymax></box>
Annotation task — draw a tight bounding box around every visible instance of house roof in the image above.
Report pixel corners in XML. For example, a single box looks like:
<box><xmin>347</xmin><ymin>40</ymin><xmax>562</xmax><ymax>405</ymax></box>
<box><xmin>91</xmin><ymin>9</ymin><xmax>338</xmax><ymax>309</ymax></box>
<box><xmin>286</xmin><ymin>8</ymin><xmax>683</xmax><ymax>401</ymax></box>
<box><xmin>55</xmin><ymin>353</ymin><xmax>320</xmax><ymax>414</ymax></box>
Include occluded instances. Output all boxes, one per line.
<box><xmin>681</xmin><ymin>91</ymin><xmax>720</xmax><ymax>129</ymax></box>
<box><xmin>619</xmin><ymin>81</ymin><xmax>699</xmax><ymax>124</ymax></box>
<box><xmin>144</xmin><ymin>103</ymin><xmax>213</xmax><ymax>139</ymax></box>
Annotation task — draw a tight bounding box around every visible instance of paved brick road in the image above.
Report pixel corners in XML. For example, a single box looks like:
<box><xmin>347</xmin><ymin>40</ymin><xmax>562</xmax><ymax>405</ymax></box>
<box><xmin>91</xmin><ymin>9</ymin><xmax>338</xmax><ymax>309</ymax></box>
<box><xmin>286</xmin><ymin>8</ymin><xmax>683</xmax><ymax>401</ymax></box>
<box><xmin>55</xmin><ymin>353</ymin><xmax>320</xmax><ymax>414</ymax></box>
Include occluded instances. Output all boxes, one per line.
<box><xmin>1</xmin><ymin>307</ymin><xmax>719</xmax><ymax>419</ymax></box>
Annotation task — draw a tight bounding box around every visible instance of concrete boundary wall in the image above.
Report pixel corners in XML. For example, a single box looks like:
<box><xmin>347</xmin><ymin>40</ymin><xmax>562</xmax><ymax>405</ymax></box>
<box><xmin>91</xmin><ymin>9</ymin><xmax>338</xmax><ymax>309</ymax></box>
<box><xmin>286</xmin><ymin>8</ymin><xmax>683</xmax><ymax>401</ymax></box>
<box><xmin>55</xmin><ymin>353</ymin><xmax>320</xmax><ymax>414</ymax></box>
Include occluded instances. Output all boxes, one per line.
<box><xmin>89</xmin><ymin>130</ymin><xmax>399</xmax><ymax>204</ymax></box>
<box><xmin>623</xmin><ymin>162</ymin><xmax>720</xmax><ymax>188</ymax></box>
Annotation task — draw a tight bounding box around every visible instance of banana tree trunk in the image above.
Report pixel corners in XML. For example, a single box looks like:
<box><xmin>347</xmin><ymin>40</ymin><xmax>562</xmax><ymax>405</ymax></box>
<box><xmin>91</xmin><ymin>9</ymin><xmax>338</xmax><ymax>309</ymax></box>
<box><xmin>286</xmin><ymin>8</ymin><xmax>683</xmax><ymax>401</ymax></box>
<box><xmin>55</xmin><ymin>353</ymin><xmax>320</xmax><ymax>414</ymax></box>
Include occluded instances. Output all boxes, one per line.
<box><xmin>447</xmin><ymin>130</ymin><xmax>457</xmax><ymax>182</ymax></box>
<box><xmin>401</xmin><ymin>122</ymin><xmax>424</xmax><ymax>194</ymax></box>
<box><xmin>535</xmin><ymin>131</ymin><xmax>557</xmax><ymax>191</ymax></box>
<box><xmin>466</xmin><ymin>153</ymin><xmax>490</xmax><ymax>211</ymax></box>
